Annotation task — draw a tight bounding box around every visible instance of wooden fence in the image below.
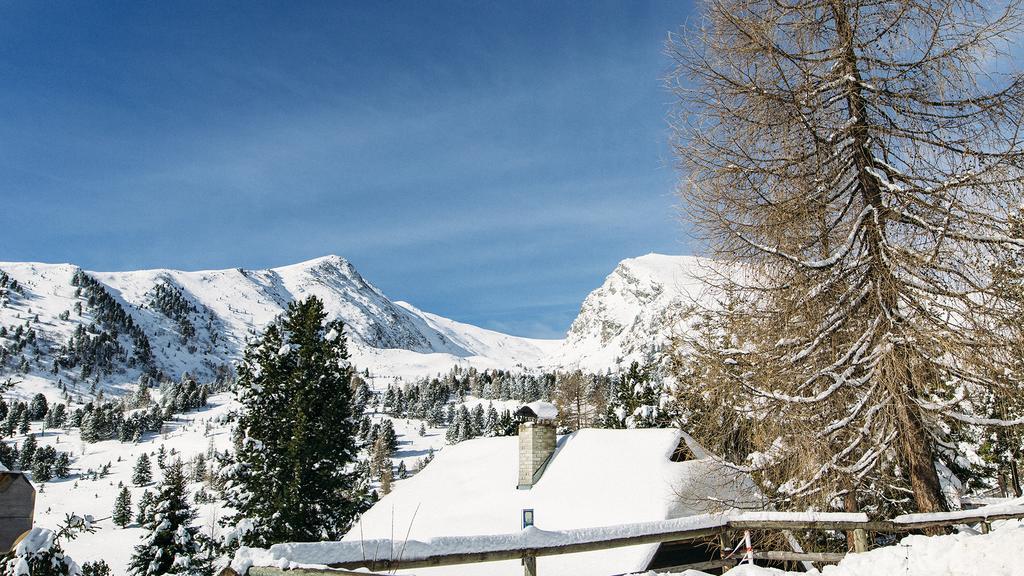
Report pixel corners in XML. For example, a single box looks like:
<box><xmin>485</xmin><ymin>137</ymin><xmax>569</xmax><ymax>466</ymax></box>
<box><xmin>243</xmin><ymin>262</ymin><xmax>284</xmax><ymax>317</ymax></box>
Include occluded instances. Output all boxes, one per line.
<box><xmin>224</xmin><ymin>507</ymin><xmax>1024</xmax><ymax>576</ymax></box>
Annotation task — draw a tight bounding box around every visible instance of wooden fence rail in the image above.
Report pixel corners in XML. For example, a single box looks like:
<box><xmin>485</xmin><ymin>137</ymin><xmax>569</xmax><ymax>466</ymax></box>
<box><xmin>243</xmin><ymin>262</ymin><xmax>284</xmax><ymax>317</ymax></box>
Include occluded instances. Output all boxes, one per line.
<box><xmin>226</xmin><ymin>508</ymin><xmax>1024</xmax><ymax>576</ymax></box>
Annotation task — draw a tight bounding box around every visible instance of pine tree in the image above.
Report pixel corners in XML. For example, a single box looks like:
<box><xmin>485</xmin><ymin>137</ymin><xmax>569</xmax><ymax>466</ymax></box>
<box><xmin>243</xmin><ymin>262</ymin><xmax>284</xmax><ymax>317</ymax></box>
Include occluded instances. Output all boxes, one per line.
<box><xmin>222</xmin><ymin>297</ymin><xmax>367</xmax><ymax>548</ymax></box>
<box><xmin>156</xmin><ymin>445</ymin><xmax>166</xmax><ymax>469</ymax></box>
<box><xmin>470</xmin><ymin>404</ymin><xmax>485</xmax><ymax>437</ymax></box>
<box><xmin>605</xmin><ymin>362</ymin><xmax>665</xmax><ymax>429</ymax></box>
<box><xmin>377</xmin><ymin>419</ymin><xmax>398</xmax><ymax>453</ymax></box>
<box><xmin>18</xmin><ymin>434</ymin><xmax>36</xmax><ymax>470</ymax></box>
<box><xmin>133</xmin><ymin>453</ymin><xmax>152</xmax><ymax>486</ymax></box>
<box><xmin>113</xmin><ymin>485</ymin><xmax>132</xmax><ymax>527</ymax></box>
<box><xmin>135</xmin><ymin>490</ymin><xmax>154</xmax><ymax>525</ymax></box>
<box><xmin>445</xmin><ymin>407</ymin><xmax>467</xmax><ymax>444</ymax></box>
<box><xmin>81</xmin><ymin>561</ymin><xmax>112</xmax><ymax>576</ymax></box>
<box><xmin>31</xmin><ymin>445</ymin><xmax>56</xmax><ymax>482</ymax></box>
<box><xmin>53</xmin><ymin>452</ymin><xmax>71</xmax><ymax>478</ymax></box>
<box><xmin>28</xmin><ymin>393</ymin><xmax>48</xmax><ymax>420</ymax></box>
<box><xmin>192</xmin><ymin>452</ymin><xmax>206</xmax><ymax>483</ymax></box>
<box><xmin>127</xmin><ymin>460</ymin><xmax>209</xmax><ymax>576</ymax></box>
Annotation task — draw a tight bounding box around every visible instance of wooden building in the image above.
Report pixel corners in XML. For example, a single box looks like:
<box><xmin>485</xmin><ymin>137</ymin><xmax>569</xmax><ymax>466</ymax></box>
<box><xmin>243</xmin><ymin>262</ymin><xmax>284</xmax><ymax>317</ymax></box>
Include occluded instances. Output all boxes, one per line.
<box><xmin>0</xmin><ymin>470</ymin><xmax>35</xmax><ymax>553</ymax></box>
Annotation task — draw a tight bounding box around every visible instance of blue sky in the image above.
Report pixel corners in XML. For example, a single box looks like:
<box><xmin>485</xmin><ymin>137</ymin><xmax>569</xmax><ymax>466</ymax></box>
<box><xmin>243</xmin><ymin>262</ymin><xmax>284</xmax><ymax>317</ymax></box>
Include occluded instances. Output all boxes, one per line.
<box><xmin>0</xmin><ymin>1</ymin><xmax>695</xmax><ymax>338</ymax></box>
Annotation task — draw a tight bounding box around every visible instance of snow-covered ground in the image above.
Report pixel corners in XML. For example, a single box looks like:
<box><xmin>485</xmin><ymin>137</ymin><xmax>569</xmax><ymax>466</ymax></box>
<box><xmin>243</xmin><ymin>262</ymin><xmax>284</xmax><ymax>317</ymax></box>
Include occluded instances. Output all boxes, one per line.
<box><xmin>11</xmin><ymin>392</ymin><xmax>453</xmax><ymax>575</ymax></box>
<box><xmin>21</xmin><ymin>394</ymin><xmax>238</xmax><ymax>571</ymax></box>
<box><xmin>656</xmin><ymin>515</ymin><xmax>1024</xmax><ymax>576</ymax></box>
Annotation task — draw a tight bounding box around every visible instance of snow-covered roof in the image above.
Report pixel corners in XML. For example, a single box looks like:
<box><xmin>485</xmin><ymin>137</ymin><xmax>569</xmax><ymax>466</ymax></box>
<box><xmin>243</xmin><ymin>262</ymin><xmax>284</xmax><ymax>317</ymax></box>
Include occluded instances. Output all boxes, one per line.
<box><xmin>340</xmin><ymin>428</ymin><xmax>758</xmax><ymax>576</ymax></box>
<box><xmin>516</xmin><ymin>400</ymin><xmax>558</xmax><ymax>421</ymax></box>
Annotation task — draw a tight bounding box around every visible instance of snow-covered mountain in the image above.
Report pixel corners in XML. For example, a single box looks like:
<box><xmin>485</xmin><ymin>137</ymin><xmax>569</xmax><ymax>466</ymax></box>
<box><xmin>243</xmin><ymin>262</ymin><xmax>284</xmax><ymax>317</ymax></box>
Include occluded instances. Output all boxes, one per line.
<box><xmin>0</xmin><ymin>253</ymin><xmax>712</xmax><ymax>398</ymax></box>
<box><xmin>548</xmin><ymin>253</ymin><xmax>712</xmax><ymax>370</ymax></box>
<box><xmin>0</xmin><ymin>256</ymin><xmax>558</xmax><ymax>392</ymax></box>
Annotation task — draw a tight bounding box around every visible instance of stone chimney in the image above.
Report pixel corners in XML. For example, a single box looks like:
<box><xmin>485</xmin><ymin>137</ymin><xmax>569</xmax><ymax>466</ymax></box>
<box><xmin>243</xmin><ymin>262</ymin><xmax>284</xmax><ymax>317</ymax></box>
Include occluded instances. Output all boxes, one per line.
<box><xmin>515</xmin><ymin>401</ymin><xmax>558</xmax><ymax>489</ymax></box>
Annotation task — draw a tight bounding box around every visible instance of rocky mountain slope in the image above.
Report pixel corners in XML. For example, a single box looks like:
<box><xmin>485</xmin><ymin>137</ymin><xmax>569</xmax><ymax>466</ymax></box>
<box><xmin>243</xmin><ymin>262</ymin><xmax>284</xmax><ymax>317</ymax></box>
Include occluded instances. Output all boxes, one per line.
<box><xmin>548</xmin><ymin>253</ymin><xmax>712</xmax><ymax>370</ymax></box>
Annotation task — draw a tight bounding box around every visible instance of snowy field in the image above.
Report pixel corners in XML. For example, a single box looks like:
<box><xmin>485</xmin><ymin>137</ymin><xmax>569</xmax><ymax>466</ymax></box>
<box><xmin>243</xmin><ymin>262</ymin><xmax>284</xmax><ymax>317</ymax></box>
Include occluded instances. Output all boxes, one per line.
<box><xmin>13</xmin><ymin>392</ymin><xmax>452</xmax><ymax>574</ymax></box>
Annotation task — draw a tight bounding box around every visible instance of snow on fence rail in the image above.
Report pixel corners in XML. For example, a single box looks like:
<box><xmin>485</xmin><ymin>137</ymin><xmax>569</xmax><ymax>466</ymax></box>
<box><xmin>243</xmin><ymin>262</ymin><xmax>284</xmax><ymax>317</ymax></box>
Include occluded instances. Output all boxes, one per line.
<box><xmin>224</xmin><ymin>506</ymin><xmax>1024</xmax><ymax>576</ymax></box>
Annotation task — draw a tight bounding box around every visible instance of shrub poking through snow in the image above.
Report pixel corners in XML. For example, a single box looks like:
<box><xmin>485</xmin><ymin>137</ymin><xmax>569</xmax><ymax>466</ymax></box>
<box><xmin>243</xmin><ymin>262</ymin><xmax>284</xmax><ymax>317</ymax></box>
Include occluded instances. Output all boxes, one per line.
<box><xmin>1</xmin><ymin>514</ymin><xmax>94</xmax><ymax>576</ymax></box>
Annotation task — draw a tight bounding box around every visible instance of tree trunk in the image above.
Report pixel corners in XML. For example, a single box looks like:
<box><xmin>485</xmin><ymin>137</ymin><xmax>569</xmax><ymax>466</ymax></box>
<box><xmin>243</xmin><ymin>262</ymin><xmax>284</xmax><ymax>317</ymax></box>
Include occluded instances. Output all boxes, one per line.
<box><xmin>831</xmin><ymin>0</ymin><xmax>949</xmax><ymax>519</ymax></box>
<box><xmin>894</xmin><ymin>388</ymin><xmax>948</xmax><ymax>521</ymax></box>
<box><xmin>1011</xmin><ymin>458</ymin><xmax>1022</xmax><ymax>498</ymax></box>
<box><xmin>843</xmin><ymin>489</ymin><xmax>860</xmax><ymax>552</ymax></box>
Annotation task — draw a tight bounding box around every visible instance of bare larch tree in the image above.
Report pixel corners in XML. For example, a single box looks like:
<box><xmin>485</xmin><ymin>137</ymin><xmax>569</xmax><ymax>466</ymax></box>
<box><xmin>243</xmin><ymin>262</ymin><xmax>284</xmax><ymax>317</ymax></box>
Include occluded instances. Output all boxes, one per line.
<box><xmin>669</xmin><ymin>0</ymin><xmax>1024</xmax><ymax>514</ymax></box>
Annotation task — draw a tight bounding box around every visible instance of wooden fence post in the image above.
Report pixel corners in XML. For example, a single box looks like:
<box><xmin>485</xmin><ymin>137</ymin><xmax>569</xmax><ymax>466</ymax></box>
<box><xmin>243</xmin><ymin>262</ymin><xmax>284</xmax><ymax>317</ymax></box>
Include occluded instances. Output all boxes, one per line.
<box><xmin>523</xmin><ymin>553</ymin><xmax>537</xmax><ymax>576</ymax></box>
<box><xmin>853</xmin><ymin>529</ymin><xmax>868</xmax><ymax>553</ymax></box>
<box><xmin>980</xmin><ymin>522</ymin><xmax>990</xmax><ymax>535</ymax></box>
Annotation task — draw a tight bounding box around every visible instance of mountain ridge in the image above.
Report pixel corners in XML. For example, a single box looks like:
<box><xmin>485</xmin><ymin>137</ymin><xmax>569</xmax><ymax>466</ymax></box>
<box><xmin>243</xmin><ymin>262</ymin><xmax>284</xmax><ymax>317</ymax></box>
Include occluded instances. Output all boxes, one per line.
<box><xmin>0</xmin><ymin>253</ymin><xmax>709</xmax><ymax>397</ymax></box>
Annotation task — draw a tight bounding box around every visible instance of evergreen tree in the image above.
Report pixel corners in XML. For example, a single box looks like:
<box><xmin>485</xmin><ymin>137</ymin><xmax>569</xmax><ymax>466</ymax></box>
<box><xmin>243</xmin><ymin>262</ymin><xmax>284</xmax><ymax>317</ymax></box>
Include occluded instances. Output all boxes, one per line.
<box><xmin>192</xmin><ymin>452</ymin><xmax>207</xmax><ymax>483</ymax></box>
<box><xmin>135</xmin><ymin>490</ymin><xmax>154</xmax><ymax>525</ymax></box>
<box><xmin>133</xmin><ymin>453</ymin><xmax>152</xmax><ymax>486</ymax></box>
<box><xmin>31</xmin><ymin>445</ymin><xmax>56</xmax><ymax>482</ymax></box>
<box><xmin>44</xmin><ymin>404</ymin><xmax>66</xmax><ymax>429</ymax></box>
<box><xmin>28</xmin><ymin>394</ymin><xmax>48</xmax><ymax>420</ymax></box>
<box><xmin>605</xmin><ymin>362</ymin><xmax>665</xmax><ymax>429</ymax></box>
<box><xmin>222</xmin><ymin>297</ymin><xmax>367</xmax><ymax>548</ymax></box>
<box><xmin>81</xmin><ymin>561</ymin><xmax>112</xmax><ymax>576</ymax></box>
<box><xmin>470</xmin><ymin>403</ymin><xmax>485</xmax><ymax>437</ymax></box>
<box><xmin>377</xmin><ymin>419</ymin><xmax>398</xmax><ymax>453</ymax></box>
<box><xmin>483</xmin><ymin>404</ymin><xmax>498</xmax><ymax>436</ymax></box>
<box><xmin>445</xmin><ymin>407</ymin><xmax>467</xmax><ymax>444</ymax></box>
<box><xmin>18</xmin><ymin>434</ymin><xmax>36</xmax><ymax>470</ymax></box>
<box><xmin>53</xmin><ymin>452</ymin><xmax>71</xmax><ymax>478</ymax></box>
<box><xmin>127</xmin><ymin>460</ymin><xmax>209</xmax><ymax>576</ymax></box>
<box><xmin>113</xmin><ymin>485</ymin><xmax>132</xmax><ymax>527</ymax></box>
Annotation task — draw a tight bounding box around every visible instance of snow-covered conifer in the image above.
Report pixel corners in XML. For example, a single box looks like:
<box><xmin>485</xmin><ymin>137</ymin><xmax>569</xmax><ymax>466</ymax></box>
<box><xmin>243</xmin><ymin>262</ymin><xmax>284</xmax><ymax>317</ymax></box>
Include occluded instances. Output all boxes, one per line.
<box><xmin>127</xmin><ymin>460</ymin><xmax>209</xmax><ymax>576</ymax></box>
<box><xmin>222</xmin><ymin>297</ymin><xmax>367</xmax><ymax>548</ymax></box>
<box><xmin>132</xmin><ymin>453</ymin><xmax>152</xmax><ymax>486</ymax></box>
<box><xmin>112</xmin><ymin>486</ymin><xmax>132</xmax><ymax>527</ymax></box>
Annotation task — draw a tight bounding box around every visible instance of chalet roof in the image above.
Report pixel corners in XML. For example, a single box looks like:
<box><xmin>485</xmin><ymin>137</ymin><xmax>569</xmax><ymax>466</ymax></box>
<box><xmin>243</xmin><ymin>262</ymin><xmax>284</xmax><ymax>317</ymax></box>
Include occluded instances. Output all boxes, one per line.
<box><xmin>340</xmin><ymin>428</ymin><xmax>758</xmax><ymax>576</ymax></box>
<box><xmin>0</xmin><ymin>470</ymin><xmax>32</xmax><ymax>492</ymax></box>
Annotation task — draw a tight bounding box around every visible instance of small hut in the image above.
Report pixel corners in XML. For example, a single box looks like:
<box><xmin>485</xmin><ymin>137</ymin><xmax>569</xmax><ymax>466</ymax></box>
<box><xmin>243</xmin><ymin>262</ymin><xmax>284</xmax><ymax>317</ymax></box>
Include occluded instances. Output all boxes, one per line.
<box><xmin>0</xmin><ymin>469</ymin><xmax>35</xmax><ymax>553</ymax></box>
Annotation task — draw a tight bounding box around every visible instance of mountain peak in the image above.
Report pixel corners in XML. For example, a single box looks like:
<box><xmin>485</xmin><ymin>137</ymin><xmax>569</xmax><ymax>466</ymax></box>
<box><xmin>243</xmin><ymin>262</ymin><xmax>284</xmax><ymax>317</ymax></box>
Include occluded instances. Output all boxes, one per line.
<box><xmin>288</xmin><ymin>254</ymin><xmax>351</xmax><ymax>268</ymax></box>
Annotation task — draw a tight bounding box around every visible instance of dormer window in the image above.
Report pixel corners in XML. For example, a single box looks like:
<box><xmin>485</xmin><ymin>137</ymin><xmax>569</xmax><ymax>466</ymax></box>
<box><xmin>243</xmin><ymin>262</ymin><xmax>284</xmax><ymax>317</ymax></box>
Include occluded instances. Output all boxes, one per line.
<box><xmin>670</xmin><ymin>437</ymin><xmax>695</xmax><ymax>462</ymax></box>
